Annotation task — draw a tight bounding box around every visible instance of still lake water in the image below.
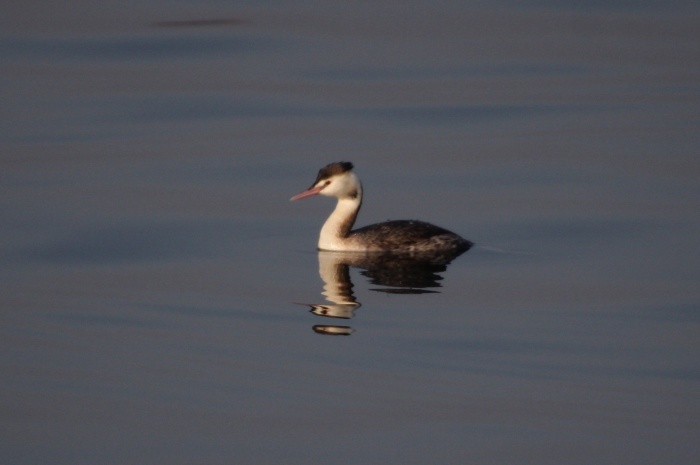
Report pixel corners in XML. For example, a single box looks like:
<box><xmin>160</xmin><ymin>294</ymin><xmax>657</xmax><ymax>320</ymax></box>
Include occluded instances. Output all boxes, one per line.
<box><xmin>2</xmin><ymin>1</ymin><xmax>699</xmax><ymax>464</ymax></box>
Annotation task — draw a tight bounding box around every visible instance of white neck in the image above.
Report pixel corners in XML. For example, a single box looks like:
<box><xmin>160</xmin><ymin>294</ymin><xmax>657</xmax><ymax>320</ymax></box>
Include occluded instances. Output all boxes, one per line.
<box><xmin>318</xmin><ymin>187</ymin><xmax>363</xmax><ymax>251</ymax></box>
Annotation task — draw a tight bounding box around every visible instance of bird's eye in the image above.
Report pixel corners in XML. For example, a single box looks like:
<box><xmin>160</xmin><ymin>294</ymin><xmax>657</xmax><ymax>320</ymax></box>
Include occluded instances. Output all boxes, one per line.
<box><xmin>324</xmin><ymin>180</ymin><xmax>331</xmax><ymax>187</ymax></box>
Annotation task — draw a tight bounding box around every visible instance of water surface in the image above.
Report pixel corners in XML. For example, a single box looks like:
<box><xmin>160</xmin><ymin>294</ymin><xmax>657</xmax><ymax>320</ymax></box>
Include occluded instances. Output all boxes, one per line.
<box><xmin>1</xmin><ymin>1</ymin><xmax>699</xmax><ymax>464</ymax></box>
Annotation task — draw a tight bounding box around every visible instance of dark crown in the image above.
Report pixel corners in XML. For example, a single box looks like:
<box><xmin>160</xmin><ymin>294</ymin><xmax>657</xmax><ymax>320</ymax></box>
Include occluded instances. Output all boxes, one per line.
<box><xmin>313</xmin><ymin>161</ymin><xmax>354</xmax><ymax>184</ymax></box>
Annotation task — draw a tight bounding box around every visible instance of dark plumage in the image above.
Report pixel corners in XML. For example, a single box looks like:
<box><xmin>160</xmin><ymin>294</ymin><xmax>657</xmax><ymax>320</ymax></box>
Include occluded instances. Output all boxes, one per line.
<box><xmin>352</xmin><ymin>220</ymin><xmax>471</xmax><ymax>253</ymax></box>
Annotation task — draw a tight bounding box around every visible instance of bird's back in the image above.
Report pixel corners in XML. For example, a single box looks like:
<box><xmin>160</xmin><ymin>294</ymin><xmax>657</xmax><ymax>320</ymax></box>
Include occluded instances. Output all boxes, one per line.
<box><xmin>350</xmin><ymin>220</ymin><xmax>472</xmax><ymax>252</ymax></box>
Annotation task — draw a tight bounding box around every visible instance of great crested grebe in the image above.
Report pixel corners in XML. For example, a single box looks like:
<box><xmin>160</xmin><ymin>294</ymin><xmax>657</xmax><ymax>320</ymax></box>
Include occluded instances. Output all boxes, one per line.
<box><xmin>290</xmin><ymin>162</ymin><xmax>472</xmax><ymax>252</ymax></box>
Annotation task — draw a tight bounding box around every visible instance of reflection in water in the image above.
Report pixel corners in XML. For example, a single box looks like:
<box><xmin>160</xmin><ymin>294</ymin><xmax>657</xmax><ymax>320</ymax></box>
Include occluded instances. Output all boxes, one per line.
<box><xmin>312</xmin><ymin>325</ymin><xmax>354</xmax><ymax>336</ymax></box>
<box><xmin>299</xmin><ymin>247</ymin><xmax>470</xmax><ymax>335</ymax></box>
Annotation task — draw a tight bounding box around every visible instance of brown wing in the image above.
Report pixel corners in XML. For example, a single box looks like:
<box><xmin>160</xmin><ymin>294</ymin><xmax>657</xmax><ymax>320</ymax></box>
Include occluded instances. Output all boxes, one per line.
<box><xmin>351</xmin><ymin>220</ymin><xmax>471</xmax><ymax>251</ymax></box>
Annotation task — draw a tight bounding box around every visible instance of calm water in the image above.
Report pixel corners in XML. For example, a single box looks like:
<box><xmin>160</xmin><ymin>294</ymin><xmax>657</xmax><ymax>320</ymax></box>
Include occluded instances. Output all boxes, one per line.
<box><xmin>2</xmin><ymin>1</ymin><xmax>699</xmax><ymax>464</ymax></box>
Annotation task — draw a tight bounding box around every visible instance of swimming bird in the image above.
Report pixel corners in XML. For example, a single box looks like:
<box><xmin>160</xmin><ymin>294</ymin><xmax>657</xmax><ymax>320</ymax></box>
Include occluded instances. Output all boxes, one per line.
<box><xmin>290</xmin><ymin>162</ymin><xmax>472</xmax><ymax>252</ymax></box>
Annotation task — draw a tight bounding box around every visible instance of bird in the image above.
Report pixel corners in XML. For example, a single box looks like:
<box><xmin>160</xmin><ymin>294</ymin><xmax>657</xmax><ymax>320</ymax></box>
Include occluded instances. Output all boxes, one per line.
<box><xmin>290</xmin><ymin>162</ymin><xmax>472</xmax><ymax>252</ymax></box>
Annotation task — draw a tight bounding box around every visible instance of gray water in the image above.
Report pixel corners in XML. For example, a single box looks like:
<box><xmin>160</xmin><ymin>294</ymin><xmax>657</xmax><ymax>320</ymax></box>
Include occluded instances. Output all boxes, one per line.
<box><xmin>2</xmin><ymin>1</ymin><xmax>699</xmax><ymax>464</ymax></box>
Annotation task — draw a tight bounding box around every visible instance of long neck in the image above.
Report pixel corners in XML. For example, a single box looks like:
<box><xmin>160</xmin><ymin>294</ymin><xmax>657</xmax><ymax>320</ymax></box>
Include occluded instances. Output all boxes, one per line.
<box><xmin>318</xmin><ymin>186</ymin><xmax>363</xmax><ymax>251</ymax></box>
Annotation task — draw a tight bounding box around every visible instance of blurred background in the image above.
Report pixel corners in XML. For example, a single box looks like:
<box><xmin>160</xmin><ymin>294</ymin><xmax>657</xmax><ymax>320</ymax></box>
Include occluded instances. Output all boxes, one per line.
<box><xmin>1</xmin><ymin>1</ymin><xmax>698</xmax><ymax>464</ymax></box>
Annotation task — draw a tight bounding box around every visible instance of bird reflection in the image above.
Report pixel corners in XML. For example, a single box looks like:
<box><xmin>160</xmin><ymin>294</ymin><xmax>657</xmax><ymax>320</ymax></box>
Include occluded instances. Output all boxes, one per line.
<box><xmin>299</xmin><ymin>246</ymin><xmax>470</xmax><ymax>335</ymax></box>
